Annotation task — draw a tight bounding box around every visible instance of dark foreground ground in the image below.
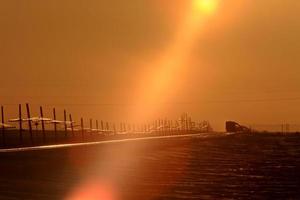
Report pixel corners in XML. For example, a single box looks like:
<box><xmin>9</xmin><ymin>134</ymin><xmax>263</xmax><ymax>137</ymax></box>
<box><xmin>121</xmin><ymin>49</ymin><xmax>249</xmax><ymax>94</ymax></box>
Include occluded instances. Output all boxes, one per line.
<box><xmin>0</xmin><ymin>133</ymin><xmax>299</xmax><ymax>200</ymax></box>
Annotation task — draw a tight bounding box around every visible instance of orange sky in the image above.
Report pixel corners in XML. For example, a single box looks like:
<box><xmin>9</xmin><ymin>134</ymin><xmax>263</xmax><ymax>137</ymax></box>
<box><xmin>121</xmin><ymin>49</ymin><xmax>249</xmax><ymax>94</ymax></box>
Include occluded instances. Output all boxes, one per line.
<box><xmin>0</xmin><ymin>0</ymin><xmax>300</xmax><ymax>130</ymax></box>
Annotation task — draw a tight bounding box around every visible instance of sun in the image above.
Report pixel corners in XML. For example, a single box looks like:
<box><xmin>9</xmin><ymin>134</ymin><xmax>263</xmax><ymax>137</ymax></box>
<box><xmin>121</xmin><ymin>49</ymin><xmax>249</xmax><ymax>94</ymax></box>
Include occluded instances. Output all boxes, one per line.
<box><xmin>193</xmin><ymin>0</ymin><xmax>219</xmax><ymax>15</ymax></box>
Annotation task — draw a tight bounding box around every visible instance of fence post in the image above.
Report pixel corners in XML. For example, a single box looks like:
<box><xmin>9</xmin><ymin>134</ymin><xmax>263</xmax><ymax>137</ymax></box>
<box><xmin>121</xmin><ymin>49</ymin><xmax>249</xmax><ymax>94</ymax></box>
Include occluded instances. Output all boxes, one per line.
<box><xmin>53</xmin><ymin>108</ymin><xmax>57</xmax><ymax>141</ymax></box>
<box><xmin>69</xmin><ymin>114</ymin><xmax>74</xmax><ymax>137</ymax></box>
<box><xmin>89</xmin><ymin>119</ymin><xmax>92</xmax><ymax>136</ymax></box>
<box><xmin>120</xmin><ymin>123</ymin><xmax>123</xmax><ymax>132</ymax></box>
<box><xmin>124</xmin><ymin>123</ymin><xmax>127</xmax><ymax>132</ymax></box>
<box><xmin>19</xmin><ymin>104</ymin><xmax>23</xmax><ymax>144</ymax></box>
<box><xmin>26</xmin><ymin>103</ymin><xmax>33</xmax><ymax>144</ymax></box>
<box><xmin>40</xmin><ymin>106</ymin><xmax>46</xmax><ymax>143</ymax></box>
<box><xmin>113</xmin><ymin>123</ymin><xmax>116</xmax><ymax>135</ymax></box>
<box><xmin>106</xmin><ymin>122</ymin><xmax>109</xmax><ymax>131</ymax></box>
<box><xmin>158</xmin><ymin>119</ymin><xmax>160</xmax><ymax>134</ymax></box>
<box><xmin>64</xmin><ymin>110</ymin><xmax>67</xmax><ymax>137</ymax></box>
<box><xmin>96</xmin><ymin>120</ymin><xmax>99</xmax><ymax>133</ymax></box>
<box><xmin>128</xmin><ymin>124</ymin><xmax>131</xmax><ymax>132</ymax></box>
<box><xmin>1</xmin><ymin>106</ymin><xmax>5</xmax><ymax>146</ymax></box>
<box><xmin>81</xmin><ymin>117</ymin><xmax>84</xmax><ymax>141</ymax></box>
<box><xmin>101</xmin><ymin>120</ymin><xmax>104</xmax><ymax>131</ymax></box>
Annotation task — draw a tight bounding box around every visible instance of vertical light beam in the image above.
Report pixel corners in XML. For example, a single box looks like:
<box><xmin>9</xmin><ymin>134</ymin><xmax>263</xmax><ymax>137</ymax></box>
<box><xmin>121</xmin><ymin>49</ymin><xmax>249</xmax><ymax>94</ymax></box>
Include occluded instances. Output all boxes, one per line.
<box><xmin>132</xmin><ymin>0</ymin><xmax>220</xmax><ymax>121</ymax></box>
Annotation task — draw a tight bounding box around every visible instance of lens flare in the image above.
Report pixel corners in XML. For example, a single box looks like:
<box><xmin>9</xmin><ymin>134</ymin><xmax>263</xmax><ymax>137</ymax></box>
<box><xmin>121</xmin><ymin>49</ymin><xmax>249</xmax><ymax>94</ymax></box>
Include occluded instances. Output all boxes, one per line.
<box><xmin>65</xmin><ymin>180</ymin><xmax>118</xmax><ymax>200</ymax></box>
<box><xmin>131</xmin><ymin>0</ymin><xmax>221</xmax><ymax>122</ymax></box>
<box><xmin>193</xmin><ymin>0</ymin><xmax>219</xmax><ymax>15</ymax></box>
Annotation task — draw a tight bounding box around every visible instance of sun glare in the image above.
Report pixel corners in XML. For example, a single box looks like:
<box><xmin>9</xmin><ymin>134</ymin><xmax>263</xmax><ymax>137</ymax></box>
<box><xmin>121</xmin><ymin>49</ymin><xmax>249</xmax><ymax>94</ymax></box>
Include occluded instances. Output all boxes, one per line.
<box><xmin>131</xmin><ymin>0</ymin><xmax>221</xmax><ymax>121</ymax></box>
<box><xmin>193</xmin><ymin>0</ymin><xmax>219</xmax><ymax>15</ymax></box>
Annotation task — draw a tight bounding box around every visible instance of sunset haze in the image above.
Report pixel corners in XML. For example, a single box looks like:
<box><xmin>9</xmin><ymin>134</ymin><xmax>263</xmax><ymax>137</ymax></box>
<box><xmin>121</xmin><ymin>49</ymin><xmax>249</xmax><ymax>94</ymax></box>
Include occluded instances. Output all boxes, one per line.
<box><xmin>1</xmin><ymin>0</ymin><xmax>300</xmax><ymax>130</ymax></box>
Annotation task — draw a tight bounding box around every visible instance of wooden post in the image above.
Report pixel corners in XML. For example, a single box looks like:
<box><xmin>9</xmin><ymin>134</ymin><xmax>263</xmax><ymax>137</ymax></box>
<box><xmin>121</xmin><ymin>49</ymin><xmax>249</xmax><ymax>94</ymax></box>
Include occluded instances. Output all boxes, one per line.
<box><xmin>81</xmin><ymin>118</ymin><xmax>84</xmax><ymax>140</ymax></box>
<box><xmin>40</xmin><ymin>106</ymin><xmax>46</xmax><ymax>143</ymax></box>
<box><xmin>123</xmin><ymin>123</ymin><xmax>125</xmax><ymax>132</ymax></box>
<box><xmin>53</xmin><ymin>108</ymin><xmax>57</xmax><ymax>141</ymax></box>
<box><xmin>185</xmin><ymin>114</ymin><xmax>188</xmax><ymax>133</ymax></box>
<box><xmin>1</xmin><ymin>106</ymin><xmax>5</xmax><ymax>146</ymax></box>
<box><xmin>69</xmin><ymin>114</ymin><xmax>74</xmax><ymax>137</ymax></box>
<box><xmin>89</xmin><ymin>119</ymin><xmax>92</xmax><ymax>136</ymax></box>
<box><xmin>64</xmin><ymin>109</ymin><xmax>67</xmax><ymax>137</ymax></box>
<box><xmin>159</xmin><ymin>119</ymin><xmax>162</xmax><ymax>134</ymax></box>
<box><xmin>188</xmin><ymin>117</ymin><xmax>191</xmax><ymax>132</ymax></box>
<box><xmin>106</xmin><ymin>122</ymin><xmax>109</xmax><ymax>131</ymax></box>
<box><xmin>113</xmin><ymin>123</ymin><xmax>116</xmax><ymax>135</ymax></box>
<box><xmin>96</xmin><ymin>120</ymin><xmax>99</xmax><ymax>133</ymax></box>
<box><xmin>18</xmin><ymin>104</ymin><xmax>23</xmax><ymax>144</ymax></box>
<box><xmin>165</xmin><ymin>119</ymin><xmax>167</xmax><ymax>134</ymax></box>
<box><xmin>26</xmin><ymin>103</ymin><xmax>33</xmax><ymax>144</ymax></box>
<box><xmin>101</xmin><ymin>120</ymin><xmax>104</xmax><ymax>131</ymax></box>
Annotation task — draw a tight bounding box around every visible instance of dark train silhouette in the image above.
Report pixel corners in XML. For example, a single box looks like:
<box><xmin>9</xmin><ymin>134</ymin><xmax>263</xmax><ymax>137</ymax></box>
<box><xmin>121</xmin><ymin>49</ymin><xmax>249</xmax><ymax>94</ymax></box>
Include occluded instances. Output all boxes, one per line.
<box><xmin>226</xmin><ymin>121</ymin><xmax>251</xmax><ymax>133</ymax></box>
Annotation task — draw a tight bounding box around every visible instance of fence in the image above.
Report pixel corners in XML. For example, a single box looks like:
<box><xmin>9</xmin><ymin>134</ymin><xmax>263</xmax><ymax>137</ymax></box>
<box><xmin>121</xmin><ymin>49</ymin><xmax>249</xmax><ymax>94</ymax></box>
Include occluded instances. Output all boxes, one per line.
<box><xmin>249</xmin><ymin>124</ymin><xmax>300</xmax><ymax>133</ymax></box>
<box><xmin>0</xmin><ymin>104</ymin><xmax>210</xmax><ymax>148</ymax></box>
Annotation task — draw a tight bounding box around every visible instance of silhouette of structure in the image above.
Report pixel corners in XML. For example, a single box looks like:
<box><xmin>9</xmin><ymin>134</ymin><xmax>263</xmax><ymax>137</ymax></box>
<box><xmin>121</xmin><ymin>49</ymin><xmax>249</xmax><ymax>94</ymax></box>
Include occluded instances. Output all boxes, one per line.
<box><xmin>0</xmin><ymin>104</ymin><xmax>212</xmax><ymax>149</ymax></box>
<box><xmin>226</xmin><ymin>121</ymin><xmax>250</xmax><ymax>133</ymax></box>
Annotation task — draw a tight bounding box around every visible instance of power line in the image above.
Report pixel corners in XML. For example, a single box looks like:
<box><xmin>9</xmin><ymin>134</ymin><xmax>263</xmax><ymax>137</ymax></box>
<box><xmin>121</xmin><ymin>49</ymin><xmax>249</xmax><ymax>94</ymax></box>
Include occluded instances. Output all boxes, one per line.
<box><xmin>1</xmin><ymin>97</ymin><xmax>300</xmax><ymax>107</ymax></box>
